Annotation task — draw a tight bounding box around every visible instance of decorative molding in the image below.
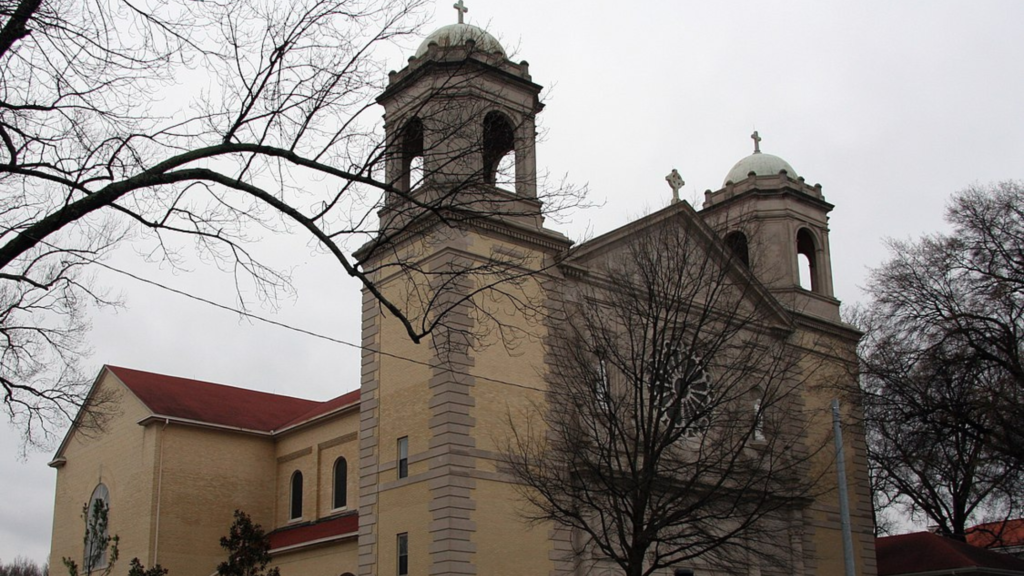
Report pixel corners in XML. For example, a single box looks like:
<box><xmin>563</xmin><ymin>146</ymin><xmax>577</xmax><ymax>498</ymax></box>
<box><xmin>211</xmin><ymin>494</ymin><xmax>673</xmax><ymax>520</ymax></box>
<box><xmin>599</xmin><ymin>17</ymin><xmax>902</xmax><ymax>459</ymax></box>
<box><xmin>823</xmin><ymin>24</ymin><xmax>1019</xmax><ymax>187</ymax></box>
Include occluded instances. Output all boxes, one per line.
<box><xmin>276</xmin><ymin>446</ymin><xmax>312</xmax><ymax>464</ymax></box>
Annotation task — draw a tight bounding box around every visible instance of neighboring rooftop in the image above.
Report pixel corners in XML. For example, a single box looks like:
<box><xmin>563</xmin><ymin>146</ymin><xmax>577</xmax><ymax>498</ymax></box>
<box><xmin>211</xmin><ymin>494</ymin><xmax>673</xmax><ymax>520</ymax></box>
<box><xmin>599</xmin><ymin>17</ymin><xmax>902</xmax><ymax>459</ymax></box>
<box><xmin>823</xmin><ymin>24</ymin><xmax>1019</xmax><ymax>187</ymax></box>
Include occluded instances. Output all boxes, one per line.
<box><xmin>877</xmin><ymin>531</ymin><xmax>1024</xmax><ymax>576</ymax></box>
<box><xmin>968</xmin><ymin>519</ymin><xmax>1024</xmax><ymax>554</ymax></box>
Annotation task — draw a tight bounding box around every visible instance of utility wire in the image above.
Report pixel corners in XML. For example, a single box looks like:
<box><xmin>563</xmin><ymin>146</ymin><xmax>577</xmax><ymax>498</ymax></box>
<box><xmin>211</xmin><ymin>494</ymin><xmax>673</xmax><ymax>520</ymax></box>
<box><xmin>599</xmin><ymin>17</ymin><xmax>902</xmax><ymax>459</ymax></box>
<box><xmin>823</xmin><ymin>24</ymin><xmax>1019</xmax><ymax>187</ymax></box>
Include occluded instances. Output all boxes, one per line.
<box><xmin>88</xmin><ymin>259</ymin><xmax>546</xmax><ymax>395</ymax></box>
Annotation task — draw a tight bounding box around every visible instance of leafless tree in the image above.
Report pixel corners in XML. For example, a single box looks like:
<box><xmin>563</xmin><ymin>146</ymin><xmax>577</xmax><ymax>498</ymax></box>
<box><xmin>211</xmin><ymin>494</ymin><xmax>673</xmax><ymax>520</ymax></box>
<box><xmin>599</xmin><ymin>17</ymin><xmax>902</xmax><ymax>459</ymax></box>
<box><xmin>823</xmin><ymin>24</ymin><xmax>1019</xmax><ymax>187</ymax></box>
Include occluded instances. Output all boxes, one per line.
<box><xmin>0</xmin><ymin>0</ymin><xmax>582</xmax><ymax>446</ymax></box>
<box><xmin>859</xmin><ymin>181</ymin><xmax>1024</xmax><ymax>540</ymax></box>
<box><xmin>858</xmin><ymin>320</ymin><xmax>1023</xmax><ymax>539</ymax></box>
<box><xmin>0</xmin><ymin>557</ymin><xmax>47</xmax><ymax>576</ymax></box>
<box><xmin>503</xmin><ymin>215</ymin><xmax>827</xmax><ymax>576</ymax></box>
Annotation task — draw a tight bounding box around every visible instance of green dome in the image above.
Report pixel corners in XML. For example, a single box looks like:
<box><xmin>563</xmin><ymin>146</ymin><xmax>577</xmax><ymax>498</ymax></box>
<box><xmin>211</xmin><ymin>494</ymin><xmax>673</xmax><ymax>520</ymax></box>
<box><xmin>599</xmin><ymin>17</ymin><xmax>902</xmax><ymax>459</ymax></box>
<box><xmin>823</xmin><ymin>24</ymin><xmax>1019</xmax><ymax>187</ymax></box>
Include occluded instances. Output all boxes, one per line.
<box><xmin>414</xmin><ymin>23</ymin><xmax>506</xmax><ymax>58</ymax></box>
<box><xmin>723</xmin><ymin>152</ymin><xmax>797</xmax><ymax>186</ymax></box>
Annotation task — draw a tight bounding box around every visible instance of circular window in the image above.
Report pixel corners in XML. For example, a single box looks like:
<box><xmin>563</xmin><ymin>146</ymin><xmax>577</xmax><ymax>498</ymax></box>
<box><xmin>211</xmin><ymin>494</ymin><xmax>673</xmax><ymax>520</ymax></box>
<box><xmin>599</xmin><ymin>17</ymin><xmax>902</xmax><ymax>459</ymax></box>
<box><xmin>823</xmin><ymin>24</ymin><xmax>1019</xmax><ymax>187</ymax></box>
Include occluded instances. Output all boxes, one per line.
<box><xmin>650</xmin><ymin>345</ymin><xmax>713</xmax><ymax>436</ymax></box>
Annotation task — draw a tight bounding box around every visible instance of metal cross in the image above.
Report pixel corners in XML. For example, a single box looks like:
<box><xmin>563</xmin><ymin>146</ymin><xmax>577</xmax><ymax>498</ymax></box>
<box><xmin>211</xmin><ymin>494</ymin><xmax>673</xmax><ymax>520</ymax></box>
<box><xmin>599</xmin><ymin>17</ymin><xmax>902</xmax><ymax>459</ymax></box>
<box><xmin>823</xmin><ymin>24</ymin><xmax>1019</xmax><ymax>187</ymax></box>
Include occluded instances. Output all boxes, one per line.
<box><xmin>666</xmin><ymin>168</ymin><xmax>685</xmax><ymax>204</ymax></box>
<box><xmin>751</xmin><ymin>130</ymin><xmax>762</xmax><ymax>154</ymax></box>
<box><xmin>453</xmin><ymin>0</ymin><xmax>468</xmax><ymax>23</ymax></box>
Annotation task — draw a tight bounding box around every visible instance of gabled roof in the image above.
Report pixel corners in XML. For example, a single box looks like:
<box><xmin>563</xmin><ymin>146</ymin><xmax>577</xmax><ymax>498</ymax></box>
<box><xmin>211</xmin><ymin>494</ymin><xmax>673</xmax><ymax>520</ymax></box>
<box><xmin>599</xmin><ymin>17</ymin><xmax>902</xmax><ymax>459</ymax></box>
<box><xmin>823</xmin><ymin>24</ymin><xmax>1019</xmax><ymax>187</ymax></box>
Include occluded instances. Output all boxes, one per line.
<box><xmin>564</xmin><ymin>200</ymin><xmax>794</xmax><ymax>331</ymax></box>
<box><xmin>275</xmin><ymin>388</ymin><xmax>360</xmax><ymax>432</ymax></box>
<box><xmin>877</xmin><ymin>532</ymin><xmax>1024</xmax><ymax>576</ymax></box>
<box><xmin>268</xmin><ymin>512</ymin><xmax>359</xmax><ymax>553</ymax></box>
<box><xmin>53</xmin><ymin>365</ymin><xmax>361</xmax><ymax>464</ymax></box>
<box><xmin>968</xmin><ymin>519</ymin><xmax>1024</xmax><ymax>550</ymax></box>
<box><xmin>109</xmin><ymin>366</ymin><xmax>330</xmax><ymax>433</ymax></box>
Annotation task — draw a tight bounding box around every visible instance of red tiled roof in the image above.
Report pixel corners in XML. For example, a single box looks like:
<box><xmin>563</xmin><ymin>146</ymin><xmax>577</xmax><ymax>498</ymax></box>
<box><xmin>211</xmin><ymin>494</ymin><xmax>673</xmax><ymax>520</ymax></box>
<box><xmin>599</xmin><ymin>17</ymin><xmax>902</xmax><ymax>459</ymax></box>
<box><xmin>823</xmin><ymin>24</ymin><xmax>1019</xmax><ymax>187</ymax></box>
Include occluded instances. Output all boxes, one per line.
<box><xmin>877</xmin><ymin>532</ymin><xmax>1024</xmax><ymax>576</ymax></box>
<box><xmin>107</xmin><ymin>366</ymin><xmax>358</xmax><ymax>433</ymax></box>
<box><xmin>268</xmin><ymin>513</ymin><xmax>358</xmax><ymax>551</ymax></box>
<box><xmin>968</xmin><ymin>519</ymin><xmax>1024</xmax><ymax>549</ymax></box>
<box><xmin>277</xmin><ymin>389</ymin><xmax>360</xmax><ymax>431</ymax></box>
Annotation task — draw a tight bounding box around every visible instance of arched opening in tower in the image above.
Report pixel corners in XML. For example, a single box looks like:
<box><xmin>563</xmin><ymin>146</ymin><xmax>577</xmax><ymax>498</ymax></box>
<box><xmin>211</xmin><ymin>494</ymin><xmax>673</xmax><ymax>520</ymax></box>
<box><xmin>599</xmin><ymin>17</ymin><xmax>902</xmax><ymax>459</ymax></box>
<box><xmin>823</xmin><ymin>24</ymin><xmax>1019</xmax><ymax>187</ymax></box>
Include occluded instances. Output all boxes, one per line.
<box><xmin>482</xmin><ymin>111</ymin><xmax>516</xmax><ymax>191</ymax></box>
<box><xmin>724</xmin><ymin>231</ymin><xmax>750</xmax><ymax>267</ymax></box>
<box><xmin>796</xmin><ymin>228</ymin><xmax>818</xmax><ymax>292</ymax></box>
<box><xmin>401</xmin><ymin>117</ymin><xmax>424</xmax><ymax>192</ymax></box>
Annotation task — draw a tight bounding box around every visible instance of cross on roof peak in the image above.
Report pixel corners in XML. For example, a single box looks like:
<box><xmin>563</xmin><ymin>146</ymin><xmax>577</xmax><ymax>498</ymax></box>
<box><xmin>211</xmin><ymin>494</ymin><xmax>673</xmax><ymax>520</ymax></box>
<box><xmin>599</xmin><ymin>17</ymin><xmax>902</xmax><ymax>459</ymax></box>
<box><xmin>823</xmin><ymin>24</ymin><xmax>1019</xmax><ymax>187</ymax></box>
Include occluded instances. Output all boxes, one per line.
<box><xmin>751</xmin><ymin>130</ymin><xmax>762</xmax><ymax>154</ymax></box>
<box><xmin>453</xmin><ymin>0</ymin><xmax>468</xmax><ymax>24</ymax></box>
<box><xmin>666</xmin><ymin>168</ymin><xmax>685</xmax><ymax>204</ymax></box>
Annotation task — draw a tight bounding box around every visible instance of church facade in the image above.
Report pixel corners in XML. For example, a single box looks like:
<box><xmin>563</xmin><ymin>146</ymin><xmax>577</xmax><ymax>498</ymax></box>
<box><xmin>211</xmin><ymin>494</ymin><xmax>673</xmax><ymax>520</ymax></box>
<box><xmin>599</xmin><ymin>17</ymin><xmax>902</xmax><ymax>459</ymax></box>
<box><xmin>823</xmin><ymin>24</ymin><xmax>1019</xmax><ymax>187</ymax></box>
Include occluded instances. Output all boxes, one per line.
<box><xmin>49</xmin><ymin>14</ymin><xmax>876</xmax><ymax>576</ymax></box>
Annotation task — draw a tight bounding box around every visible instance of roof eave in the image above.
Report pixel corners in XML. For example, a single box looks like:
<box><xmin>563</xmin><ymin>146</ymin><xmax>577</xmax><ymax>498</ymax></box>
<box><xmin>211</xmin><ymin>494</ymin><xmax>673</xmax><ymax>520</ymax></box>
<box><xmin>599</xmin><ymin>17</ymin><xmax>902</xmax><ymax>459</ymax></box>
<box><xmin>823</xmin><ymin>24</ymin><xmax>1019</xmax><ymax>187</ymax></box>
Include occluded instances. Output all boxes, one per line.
<box><xmin>136</xmin><ymin>414</ymin><xmax>274</xmax><ymax>437</ymax></box>
<box><xmin>268</xmin><ymin>530</ymin><xmax>358</xmax><ymax>555</ymax></box>
<box><xmin>49</xmin><ymin>365</ymin><xmax>119</xmax><ymax>463</ymax></box>
<box><xmin>273</xmin><ymin>400</ymin><xmax>361</xmax><ymax>436</ymax></box>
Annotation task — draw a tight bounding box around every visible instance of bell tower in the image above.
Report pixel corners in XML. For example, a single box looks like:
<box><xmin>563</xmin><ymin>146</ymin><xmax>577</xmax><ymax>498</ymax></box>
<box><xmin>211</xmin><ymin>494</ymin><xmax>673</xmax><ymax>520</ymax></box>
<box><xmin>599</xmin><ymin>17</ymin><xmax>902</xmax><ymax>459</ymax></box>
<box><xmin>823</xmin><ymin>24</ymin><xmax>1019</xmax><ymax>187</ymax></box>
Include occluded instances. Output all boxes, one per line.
<box><xmin>700</xmin><ymin>132</ymin><xmax>841</xmax><ymax>322</ymax></box>
<box><xmin>374</xmin><ymin>13</ymin><xmax>550</xmax><ymax>235</ymax></box>
<box><xmin>356</xmin><ymin>9</ymin><xmax>572</xmax><ymax>576</ymax></box>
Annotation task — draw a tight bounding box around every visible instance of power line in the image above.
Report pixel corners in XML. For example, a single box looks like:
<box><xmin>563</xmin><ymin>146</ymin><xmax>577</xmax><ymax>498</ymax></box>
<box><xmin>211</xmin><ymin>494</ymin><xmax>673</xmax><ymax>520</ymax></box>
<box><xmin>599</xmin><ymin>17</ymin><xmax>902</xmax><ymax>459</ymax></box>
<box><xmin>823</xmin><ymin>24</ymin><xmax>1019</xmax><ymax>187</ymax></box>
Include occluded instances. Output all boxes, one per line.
<box><xmin>88</xmin><ymin>259</ymin><xmax>546</xmax><ymax>395</ymax></box>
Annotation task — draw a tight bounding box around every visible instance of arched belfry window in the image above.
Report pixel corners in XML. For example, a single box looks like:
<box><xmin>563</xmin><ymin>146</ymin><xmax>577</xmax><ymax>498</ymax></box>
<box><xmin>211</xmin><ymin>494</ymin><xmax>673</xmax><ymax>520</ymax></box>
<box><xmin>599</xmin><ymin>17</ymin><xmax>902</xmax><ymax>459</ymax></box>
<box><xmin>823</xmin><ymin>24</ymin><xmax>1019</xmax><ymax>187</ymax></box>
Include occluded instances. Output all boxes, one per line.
<box><xmin>796</xmin><ymin>228</ymin><xmax>818</xmax><ymax>292</ymax></box>
<box><xmin>724</xmin><ymin>231</ymin><xmax>750</xmax><ymax>267</ymax></box>
<box><xmin>290</xmin><ymin>470</ymin><xmax>303</xmax><ymax>520</ymax></box>
<box><xmin>333</xmin><ymin>457</ymin><xmax>348</xmax><ymax>510</ymax></box>
<box><xmin>482</xmin><ymin>111</ymin><xmax>515</xmax><ymax>190</ymax></box>
<box><xmin>400</xmin><ymin>117</ymin><xmax>424</xmax><ymax>192</ymax></box>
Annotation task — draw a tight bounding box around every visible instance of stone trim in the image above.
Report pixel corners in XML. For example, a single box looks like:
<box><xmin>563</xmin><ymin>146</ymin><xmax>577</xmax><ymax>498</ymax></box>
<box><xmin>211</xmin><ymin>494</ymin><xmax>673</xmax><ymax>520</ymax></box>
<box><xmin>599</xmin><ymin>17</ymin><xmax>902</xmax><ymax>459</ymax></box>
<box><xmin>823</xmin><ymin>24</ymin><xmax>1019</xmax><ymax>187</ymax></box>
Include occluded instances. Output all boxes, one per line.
<box><xmin>318</xmin><ymin>432</ymin><xmax>358</xmax><ymax>451</ymax></box>
<box><xmin>358</xmin><ymin>288</ymin><xmax>382</xmax><ymax>576</ymax></box>
<box><xmin>427</xmin><ymin>290</ymin><xmax>479</xmax><ymax>576</ymax></box>
<box><xmin>548</xmin><ymin>526</ymin><xmax>576</xmax><ymax>576</ymax></box>
<box><xmin>276</xmin><ymin>446</ymin><xmax>312</xmax><ymax>464</ymax></box>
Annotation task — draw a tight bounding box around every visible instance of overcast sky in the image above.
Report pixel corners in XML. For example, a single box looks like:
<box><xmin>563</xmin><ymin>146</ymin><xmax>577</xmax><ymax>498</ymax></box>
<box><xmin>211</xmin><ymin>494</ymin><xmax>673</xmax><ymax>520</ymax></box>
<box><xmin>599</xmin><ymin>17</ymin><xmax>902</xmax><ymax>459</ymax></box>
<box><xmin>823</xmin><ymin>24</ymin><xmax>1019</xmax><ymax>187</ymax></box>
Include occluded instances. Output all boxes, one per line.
<box><xmin>3</xmin><ymin>0</ymin><xmax>1024</xmax><ymax>566</ymax></box>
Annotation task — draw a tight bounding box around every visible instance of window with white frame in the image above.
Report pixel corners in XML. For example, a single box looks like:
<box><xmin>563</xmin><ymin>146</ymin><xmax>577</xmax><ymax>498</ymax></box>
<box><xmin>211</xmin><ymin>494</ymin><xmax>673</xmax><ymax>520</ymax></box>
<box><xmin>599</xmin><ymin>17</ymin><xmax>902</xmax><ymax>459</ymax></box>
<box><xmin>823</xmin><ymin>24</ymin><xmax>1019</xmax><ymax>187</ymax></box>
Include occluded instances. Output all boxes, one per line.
<box><xmin>397</xmin><ymin>533</ymin><xmax>409</xmax><ymax>576</ymax></box>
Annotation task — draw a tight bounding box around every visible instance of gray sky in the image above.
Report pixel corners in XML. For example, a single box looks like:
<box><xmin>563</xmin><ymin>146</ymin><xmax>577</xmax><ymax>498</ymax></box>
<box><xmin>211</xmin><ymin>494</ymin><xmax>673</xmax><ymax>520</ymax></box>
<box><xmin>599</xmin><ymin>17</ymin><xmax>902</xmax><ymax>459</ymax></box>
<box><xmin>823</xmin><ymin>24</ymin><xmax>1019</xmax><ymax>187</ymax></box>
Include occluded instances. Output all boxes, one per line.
<box><xmin>3</xmin><ymin>0</ymin><xmax>1024</xmax><ymax>566</ymax></box>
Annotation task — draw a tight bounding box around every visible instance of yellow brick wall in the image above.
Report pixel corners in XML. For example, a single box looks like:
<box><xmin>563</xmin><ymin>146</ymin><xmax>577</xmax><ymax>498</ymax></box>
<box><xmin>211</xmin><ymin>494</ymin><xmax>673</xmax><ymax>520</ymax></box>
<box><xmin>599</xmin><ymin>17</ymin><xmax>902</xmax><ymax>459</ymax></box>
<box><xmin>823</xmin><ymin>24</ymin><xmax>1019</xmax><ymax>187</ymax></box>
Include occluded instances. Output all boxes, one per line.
<box><xmin>274</xmin><ymin>539</ymin><xmax>358</xmax><ymax>576</ymax></box>
<box><xmin>155</xmin><ymin>424</ymin><xmax>276</xmax><ymax>575</ymax></box>
<box><xmin>50</xmin><ymin>373</ymin><xmax>159</xmax><ymax>571</ymax></box>
<box><xmin>273</xmin><ymin>408</ymin><xmax>360</xmax><ymax>528</ymax></box>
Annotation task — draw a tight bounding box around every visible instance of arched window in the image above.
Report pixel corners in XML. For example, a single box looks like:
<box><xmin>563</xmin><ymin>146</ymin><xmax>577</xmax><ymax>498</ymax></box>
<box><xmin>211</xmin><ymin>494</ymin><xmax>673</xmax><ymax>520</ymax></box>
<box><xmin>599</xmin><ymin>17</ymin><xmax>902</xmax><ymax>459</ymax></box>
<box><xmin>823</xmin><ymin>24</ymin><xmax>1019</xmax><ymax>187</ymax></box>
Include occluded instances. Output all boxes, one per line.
<box><xmin>400</xmin><ymin>117</ymin><xmax>424</xmax><ymax>192</ymax></box>
<box><xmin>753</xmin><ymin>399</ymin><xmax>765</xmax><ymax>441</ymax></box>
<box><xmin>84</xmin><ymin>483</ymin><xmax>111</xmax><ymax>571</ymax></box>
<box><xmin>333</xmin><ymin>457</ymin><xmax>348</xmax><ymax>510</ymax></box>
<box><xmin>290</xmin><ymin>471</ymin><xmax>303</xmax><ymax>520</ymax></box>
<box><xmin>482</xmin><ymin>111</ymin><xmax>515</xmax><ymax>190</ymax></box>
<box><xmin>796</xmin><ymin>228</ymin><xmax>818</xmax><ymax>292</ymax></box>
<box><xmin>724</xmin><ymin>231</ymin><xmax>750</xmax><ymax>267</ymax></box>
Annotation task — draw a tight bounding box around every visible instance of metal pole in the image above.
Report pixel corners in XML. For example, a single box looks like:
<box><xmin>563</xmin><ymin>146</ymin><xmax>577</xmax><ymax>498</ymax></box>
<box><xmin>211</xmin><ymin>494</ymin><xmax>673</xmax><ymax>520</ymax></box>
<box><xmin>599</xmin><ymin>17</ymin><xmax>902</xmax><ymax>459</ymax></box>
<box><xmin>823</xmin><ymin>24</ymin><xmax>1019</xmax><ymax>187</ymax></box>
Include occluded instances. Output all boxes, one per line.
<box><xmin>832</xmin><ymin>399</ymin><xmax>857</xmax><ymax>576</ymax></box>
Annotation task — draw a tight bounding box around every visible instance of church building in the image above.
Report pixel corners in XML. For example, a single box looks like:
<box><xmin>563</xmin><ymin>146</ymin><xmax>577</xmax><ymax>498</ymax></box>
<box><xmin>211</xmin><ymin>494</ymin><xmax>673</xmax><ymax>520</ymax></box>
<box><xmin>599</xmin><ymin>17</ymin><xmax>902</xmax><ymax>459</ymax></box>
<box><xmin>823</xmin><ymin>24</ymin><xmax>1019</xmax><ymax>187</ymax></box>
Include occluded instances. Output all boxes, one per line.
<box><xmin>48</xmin><ymin>10</ymin><xmax>876</xmax><ymax>576</ymax></box>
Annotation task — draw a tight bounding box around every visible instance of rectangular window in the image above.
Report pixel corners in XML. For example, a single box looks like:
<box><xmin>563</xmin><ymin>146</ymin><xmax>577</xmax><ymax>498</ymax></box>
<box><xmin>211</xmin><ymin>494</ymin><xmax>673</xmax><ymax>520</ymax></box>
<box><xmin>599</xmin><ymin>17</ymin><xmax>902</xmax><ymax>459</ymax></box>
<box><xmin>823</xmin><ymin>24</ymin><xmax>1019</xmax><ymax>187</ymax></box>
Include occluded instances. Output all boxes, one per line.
<box><xmin>397</xmin><ymin>436</ymin><xmax>409</xmax><ymax>479</ymax></box>
<box><xmin>397</xmin><ymin>532</ymin><xmax>409</xmax><ymax>576</ymax></box>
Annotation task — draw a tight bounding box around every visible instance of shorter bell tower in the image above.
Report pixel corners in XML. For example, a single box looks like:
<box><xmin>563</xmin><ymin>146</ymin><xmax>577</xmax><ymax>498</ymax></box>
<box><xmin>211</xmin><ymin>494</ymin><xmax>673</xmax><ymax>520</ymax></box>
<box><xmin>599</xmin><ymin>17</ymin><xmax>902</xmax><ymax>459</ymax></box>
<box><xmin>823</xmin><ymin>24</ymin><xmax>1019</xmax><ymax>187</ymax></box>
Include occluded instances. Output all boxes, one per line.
<box><xmin>700</xmin><ymin>132</ymin><xmax>841</xmax><ymax>321</ymax></box>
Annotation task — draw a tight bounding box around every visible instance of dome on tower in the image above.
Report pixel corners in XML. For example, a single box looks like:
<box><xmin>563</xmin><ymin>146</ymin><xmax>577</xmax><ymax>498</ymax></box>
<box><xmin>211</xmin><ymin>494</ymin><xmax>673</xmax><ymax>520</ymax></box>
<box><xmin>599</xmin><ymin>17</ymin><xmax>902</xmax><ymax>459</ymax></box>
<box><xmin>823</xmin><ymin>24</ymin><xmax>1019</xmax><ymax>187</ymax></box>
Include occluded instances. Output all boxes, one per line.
<box><xmin>414</xmin><ymin>23</ymin><xmax>506</xmax><ymax>58</ymax></box>
<box><xmin>723</xmin><ymin>152</ymin><xmax>797</xmax><ymax>186</ymax></box>
<box><xmin>722</xmin><ymin>132</ymin><xmax>798</xmax><ymax>186</ymax></box>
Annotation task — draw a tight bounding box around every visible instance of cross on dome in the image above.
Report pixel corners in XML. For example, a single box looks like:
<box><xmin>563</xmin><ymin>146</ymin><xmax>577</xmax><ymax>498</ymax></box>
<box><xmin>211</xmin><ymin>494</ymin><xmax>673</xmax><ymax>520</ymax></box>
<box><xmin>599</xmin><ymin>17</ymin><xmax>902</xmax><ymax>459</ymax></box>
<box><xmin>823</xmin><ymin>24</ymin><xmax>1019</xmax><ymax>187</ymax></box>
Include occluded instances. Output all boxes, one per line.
<box><xmin>453</xmin><ymin>0</ymin><xmax>468</xmax><ymax>23</ymax></box>
<box><xmin>751</xmin><ymin>130</ymin><xmax>762</xmax><ymax>154</ymax></box>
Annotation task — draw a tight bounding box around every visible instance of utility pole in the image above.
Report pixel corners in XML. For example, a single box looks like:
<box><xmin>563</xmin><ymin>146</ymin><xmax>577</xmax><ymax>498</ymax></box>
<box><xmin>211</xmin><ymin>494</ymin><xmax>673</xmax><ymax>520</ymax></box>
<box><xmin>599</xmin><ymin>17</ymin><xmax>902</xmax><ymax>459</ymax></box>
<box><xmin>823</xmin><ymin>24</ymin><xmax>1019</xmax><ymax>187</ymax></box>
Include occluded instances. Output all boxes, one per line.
<box><xmin>832</xmin><ymin>399</ymin><xmax>856</xmax><ymax>576</ymax></box>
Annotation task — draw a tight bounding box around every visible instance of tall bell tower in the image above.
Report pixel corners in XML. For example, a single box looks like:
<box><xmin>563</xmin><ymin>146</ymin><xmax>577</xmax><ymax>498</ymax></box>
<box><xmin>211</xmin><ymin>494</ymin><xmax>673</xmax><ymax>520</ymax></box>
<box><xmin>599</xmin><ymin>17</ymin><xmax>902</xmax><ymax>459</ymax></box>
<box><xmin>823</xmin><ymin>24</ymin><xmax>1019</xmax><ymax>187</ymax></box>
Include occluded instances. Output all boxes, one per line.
<box><xmin>356</xmin><ymin>7</ymin><xmax>572</xmax><ymax>576</ymax></box>
<box><xmin>373</xmin><ymin>6</ymin><xmax>552</xmax><ymax>237</ymax></box>
<box><xmin>700</xmin><ymin>132</ymin><xmax>841</xmax><ymax>322</ymax></box>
